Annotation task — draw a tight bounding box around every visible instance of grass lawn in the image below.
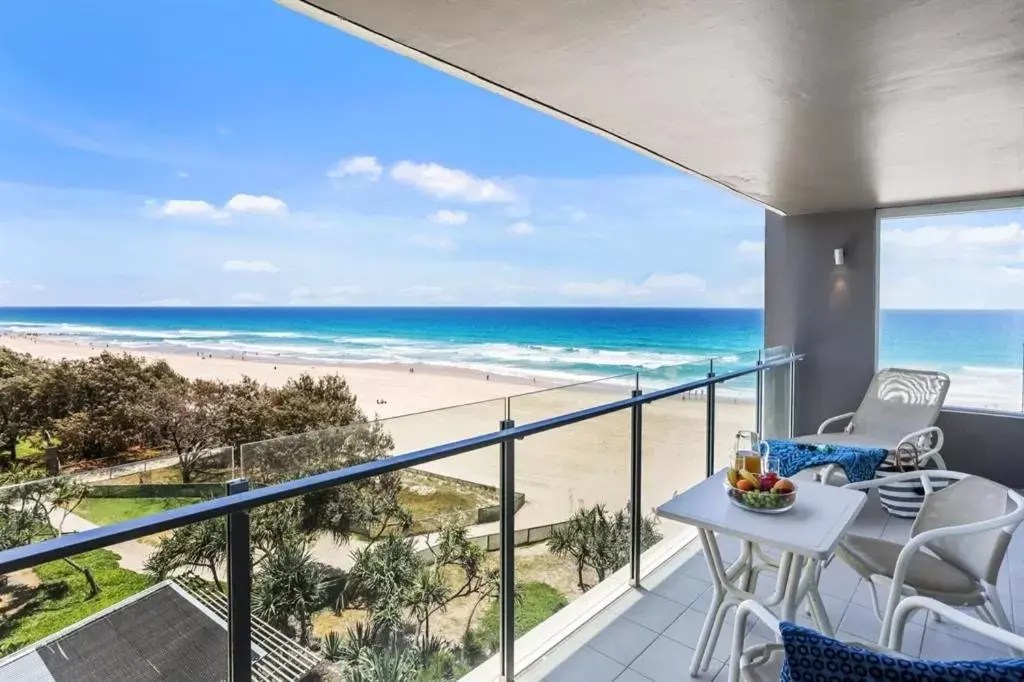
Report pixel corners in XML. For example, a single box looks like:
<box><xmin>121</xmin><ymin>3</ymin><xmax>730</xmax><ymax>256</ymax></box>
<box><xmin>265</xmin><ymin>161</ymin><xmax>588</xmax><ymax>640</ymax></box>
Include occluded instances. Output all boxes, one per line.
<box><xmin>99</xmin><ymin>464</ymin><xmax>235</xmax><ymax>486</ymax></box>
<box><xmin>474</xmin><ymin>581</ymin><xmax>568</xmax><ymax>652</ymax></box>
<box><xmin>73</xmin><ymin>496</ymin><xmax>200</xmax><ymax>526</ymax></box>
<box><xmin>399</xmin><ymin>471</ymin><xmax>497</xmax><ymax>535</ymax></box>
<box><xmin>0</xmin><ymin>549</ymin><xmax>152</xmax><ymax>655</ymax></box>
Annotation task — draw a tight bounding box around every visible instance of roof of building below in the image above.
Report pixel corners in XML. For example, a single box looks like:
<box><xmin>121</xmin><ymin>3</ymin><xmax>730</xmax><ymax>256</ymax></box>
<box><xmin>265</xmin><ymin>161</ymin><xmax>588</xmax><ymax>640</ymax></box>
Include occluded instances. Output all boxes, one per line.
<box><xmin>0</xmin><ymin>580</ymin><xmax>321</xmax><ymax>682</ymax></box>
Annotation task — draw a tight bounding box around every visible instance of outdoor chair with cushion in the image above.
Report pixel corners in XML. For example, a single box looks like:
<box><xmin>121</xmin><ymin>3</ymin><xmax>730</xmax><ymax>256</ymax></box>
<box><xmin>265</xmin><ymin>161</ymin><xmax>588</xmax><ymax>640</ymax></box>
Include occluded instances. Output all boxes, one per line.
<box><xmin>728</xmin><ymin>595</ymin><xmax>1024</xmax><ymax>682</ymax></box>
<box><xmin>792</xmin><ymin>367</ymin><xmax>950</xmax><ymax>485</ymax></box>
<box><xmin>836</xmin><ymin>471</ymin><xmax>1024</xmax><ymax>649</ymax></box>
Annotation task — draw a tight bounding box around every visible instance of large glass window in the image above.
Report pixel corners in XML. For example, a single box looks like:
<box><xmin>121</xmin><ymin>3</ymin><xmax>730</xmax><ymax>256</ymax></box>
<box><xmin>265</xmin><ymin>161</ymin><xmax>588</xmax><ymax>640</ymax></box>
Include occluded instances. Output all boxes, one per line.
<box><xmin>879</xmin><ymin>202</ymin><xmax>1024</xmax><ymax>412</ymax></box>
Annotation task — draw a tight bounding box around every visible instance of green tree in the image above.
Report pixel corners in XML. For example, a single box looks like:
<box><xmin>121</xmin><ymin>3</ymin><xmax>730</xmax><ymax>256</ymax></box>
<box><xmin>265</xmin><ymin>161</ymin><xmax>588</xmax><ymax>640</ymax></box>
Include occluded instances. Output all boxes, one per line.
<box><xmin>146</xmin><ymin>379</ymin><xmax>228</xmax><ymax>483</ymax></box>
<box><xmin>348</xmin><ymin>534</ymin><xmax>421</xmax><ymax>634</ymax></box>
<box><xmin>252</xmin><ymin>540</ymin><xmax>326</xmax><ymax>645</ymax></box>
<box><xmin>0</xmin><ymin>471</ymin><xmax>100</xmax><ymax>597</ymax></box>
<box><xmin>144</xmin><ymin>515</ymin><xmax>228</xmax><ymax>591</ymax></box>
<box><xmin>36</xmin><ymin>352</ymin><xmax>185</xmax><ymax>460</ymax></box>
<box><xmin>0</xmin><ymin>348</ymin><xmax>47</xmax><ymax>468</ymax></box>
<box><xmin>548</xmin><ymin>503</ymin><xmax>662</xmax><ymax>591</ymax></box>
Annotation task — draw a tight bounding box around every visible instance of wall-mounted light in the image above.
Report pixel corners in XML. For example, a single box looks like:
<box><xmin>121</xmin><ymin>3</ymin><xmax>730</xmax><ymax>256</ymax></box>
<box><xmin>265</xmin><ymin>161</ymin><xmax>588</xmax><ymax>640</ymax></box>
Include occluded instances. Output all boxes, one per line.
<box><xmin>833</xmin><ymin>248</ymin><xmax>845</xmax><ymax>267</ymax></box>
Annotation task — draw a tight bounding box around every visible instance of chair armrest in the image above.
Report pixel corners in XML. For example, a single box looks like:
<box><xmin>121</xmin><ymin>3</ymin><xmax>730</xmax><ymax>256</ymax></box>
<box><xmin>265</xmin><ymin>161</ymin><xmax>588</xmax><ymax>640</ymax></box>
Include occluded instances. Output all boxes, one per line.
<box><xmin>730</xmin><ymin>601</ymin><xmax>782</xmax><ymax>682</ymax></box>
<box><xmin>890</xmin><ymin>596</ymin><xmax>1024</xmax><ymax>653</ymax></box>
<box><xmin>897</xmin><ymin>426</ymin><xmax>944</xmax><ymax>463</ymax></box>
<box><xmin>817</xmin><ymin>412</ymin><xmax>855</xmax><ymax>435</ymax></box>
<box><xmin>878</xmin><ymin>504</ymin><xmax>1024</xmax><ymax>644</ymax></box>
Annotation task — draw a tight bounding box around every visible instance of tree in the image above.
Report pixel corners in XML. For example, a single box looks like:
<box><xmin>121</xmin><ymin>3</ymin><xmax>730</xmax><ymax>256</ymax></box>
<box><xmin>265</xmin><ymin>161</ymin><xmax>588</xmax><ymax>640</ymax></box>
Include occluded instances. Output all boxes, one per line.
<box><xmin>36</xmin><ymin>352</ymin><xmax>185</xmax><ymax>460</ymax></box>
<box><xmin>147</xmin><ymin>379</ymin><xmax>227</xmax><ymax>483</ymax></box>
<box><xmin>252</xmin><ymin>540</ymin><xmax>326</xmax><ymax>645</ymax></box>
<box><xmin>0</xmin><ymin>470</ymin><xmax>100</xmax><ymax>597</ymax></box>
<box><xmin>144</xmin><ymin>515</ymin><xmax>228</xmax><ymax>590</ymax></box>
<box><xmin>243</xmin><ymin>420</ymin><xmax>409</xmax><ymax>546</ymax></box>
<box><xmin>347</xmin><ymin>534</ymin><xmax>420</xmax><ymax>635</ymax></box>
<box><xmin>269</xmin><ymin>374</ymin><xmax>364</xmax><ymax>435</ymax></box>
<box><xmin>0</xmin><ymin>348</ymin><xmax>46</xmax><ymax>469</ymax></box>
<box><xmin>547</xmin><ymin>503</ymin><xmax>662</xmax><ymax>591</ymax></box>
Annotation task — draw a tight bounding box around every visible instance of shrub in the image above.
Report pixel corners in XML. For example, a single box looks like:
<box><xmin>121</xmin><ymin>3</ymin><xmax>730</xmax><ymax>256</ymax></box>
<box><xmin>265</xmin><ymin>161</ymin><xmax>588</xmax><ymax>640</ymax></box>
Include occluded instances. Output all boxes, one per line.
<box><xmin>474</xmin><ymin>581</ymin><xmax>567</xmax><ymax>653</ymax></box>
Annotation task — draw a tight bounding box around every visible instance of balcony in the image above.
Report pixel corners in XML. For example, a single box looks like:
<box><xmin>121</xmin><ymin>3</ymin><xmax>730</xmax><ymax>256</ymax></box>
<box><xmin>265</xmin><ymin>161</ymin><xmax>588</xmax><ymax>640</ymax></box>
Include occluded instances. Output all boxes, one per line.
<box><xmin>2</xmin><ymin>348</ymin><xmax>1022</xmax><ymax>681</ymax></box>
<box><xmin>515</xmin><ymin>493</ymin><xmax>1024</xmax><ymax>682</ymax></box>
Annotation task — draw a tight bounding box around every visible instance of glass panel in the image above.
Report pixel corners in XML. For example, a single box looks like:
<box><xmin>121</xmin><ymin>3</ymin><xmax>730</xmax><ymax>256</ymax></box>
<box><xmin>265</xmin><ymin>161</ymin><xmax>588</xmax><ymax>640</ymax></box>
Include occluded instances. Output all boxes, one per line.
<box><xmin>761</xmin><ymin>345</ymin><xmax>794</xmax><ymax>439</ymax></box>
<box><xmin>239</xmin><ymin>400</ymin><xmax>506</xmax><ymax>680</ymax></box>
<box><xmin>638</xmin><ymin>359</ymin><xmax>712</xmax><ymax>574</ymax></box>
<box><xmin>0</xmin><ymin>473</ymin><xmax>229</xmax><ymax>674</ymax></box>
<box><xmin>712</xmin><ymin>350</ymin><xmax>762</xmax><ymax>472</ymax></box>
<box><xmin>506</xmin><ymin>376</ymin><xmax>634</xmax><ymax>648</ymax></box>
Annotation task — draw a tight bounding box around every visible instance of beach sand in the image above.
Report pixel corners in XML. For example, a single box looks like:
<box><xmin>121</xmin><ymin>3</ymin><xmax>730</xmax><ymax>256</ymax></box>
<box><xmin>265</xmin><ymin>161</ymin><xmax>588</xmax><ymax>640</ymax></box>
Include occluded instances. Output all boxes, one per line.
<box><xmin>2</xmin><ymin>335</ymin><xmax>758</xmax><ymax>532</ymax></box>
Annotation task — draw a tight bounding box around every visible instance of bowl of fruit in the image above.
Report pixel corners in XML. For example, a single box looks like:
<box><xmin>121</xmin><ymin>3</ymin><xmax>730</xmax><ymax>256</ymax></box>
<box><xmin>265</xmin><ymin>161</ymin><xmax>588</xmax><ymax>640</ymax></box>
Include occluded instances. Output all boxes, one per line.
<box><xmin>725</xmin><ymin>468</ymin><xmax>797</xmax><ymax>514</ymax></box>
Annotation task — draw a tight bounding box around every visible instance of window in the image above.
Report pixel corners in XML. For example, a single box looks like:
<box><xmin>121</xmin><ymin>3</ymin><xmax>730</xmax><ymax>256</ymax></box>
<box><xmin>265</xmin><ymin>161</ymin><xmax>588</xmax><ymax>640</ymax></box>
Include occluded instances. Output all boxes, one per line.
<box><xmin>878</xmin><ymin>201</ymin><xmax>1024</xmax><ymax>412</ymax></box>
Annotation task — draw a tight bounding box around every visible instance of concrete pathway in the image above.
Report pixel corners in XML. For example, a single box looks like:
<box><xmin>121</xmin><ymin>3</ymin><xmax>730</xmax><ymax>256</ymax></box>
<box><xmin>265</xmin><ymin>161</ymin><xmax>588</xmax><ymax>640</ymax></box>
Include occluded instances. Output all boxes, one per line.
<box><xmin>47</xmin><ymin>506</ymin><xmax>155</xmax><ymax>573</ymax></box>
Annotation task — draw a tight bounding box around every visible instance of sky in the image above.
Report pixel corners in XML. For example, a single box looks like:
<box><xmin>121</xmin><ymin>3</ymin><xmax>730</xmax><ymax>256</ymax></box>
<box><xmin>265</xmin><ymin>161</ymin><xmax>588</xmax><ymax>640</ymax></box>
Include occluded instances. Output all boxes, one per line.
<box><xmin>0</xmin><ymin>1</ymin><xmax>1019</xmax><ymax>310</ymax></box>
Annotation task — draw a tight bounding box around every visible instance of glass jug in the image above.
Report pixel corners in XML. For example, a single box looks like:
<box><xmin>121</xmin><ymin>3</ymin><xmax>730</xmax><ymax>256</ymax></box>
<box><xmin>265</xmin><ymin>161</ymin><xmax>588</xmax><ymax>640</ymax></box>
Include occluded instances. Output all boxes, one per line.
<box><xmin>733</xmin><ymin>430</ymin><xmax>770</xmax><ymax>474</ymax></box>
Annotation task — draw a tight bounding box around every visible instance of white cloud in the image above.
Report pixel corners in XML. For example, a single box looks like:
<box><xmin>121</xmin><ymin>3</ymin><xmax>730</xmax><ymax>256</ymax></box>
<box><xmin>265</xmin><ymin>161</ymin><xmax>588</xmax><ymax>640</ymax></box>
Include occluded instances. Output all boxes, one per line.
<box><xmin>224</xmin><ymin>194</ymin><xmax>288</xmax><ymax>214</ymax></box>
<box><xmin>882</xmin><ymin>222</ymin><xmax>1023</xmax><ymax>250</ymax></box>
<box><xmin>290</xmin><ymin>284</ymin><xmax>366</xmax><ymax>304</ymax></box>
<box><xmin>956</xmin><ymin>222</ymin><xmax>1021</xmax><ymax>244</ymax></box>
<box><xmin>429</xmin><ymin>209</ymin><xmax>469</xmax><ymax>225</ymax></box>
<box><xmin>29</xmin><ymin>284</ymin><xmax>46</xmax><ymax>291</ymax></box>
<box><xmin>642</xmin><ymin>272</ymin><xmax>706</xmax><ymax>291</ymax></box>
<box><xmin>328</xmin><ymin>156</ymin><xmax>383</xmax><ymax>181</ymax></box>
<box><xmin>565</xmin><ymin>207</ymin><xmax>587</xmax><ymax>223</ymax></box>
<box><xmin>390</xmin><ymin>161</ymin><xmax>516</xmax><ymax>203</ymax></box>
<box><xmin>736</xmin><ymin>239</ymin><xmax>765</xmax><ymax>255</ymax></box>
<box><xmin>216</xmin><ymin>126</ymin><xmax>232</xmax><ymax>136</ymax></box>
<box><xmin>559</xmin><ymin>279</ymin><xmax>640</xmax><ymax>298</ymax></box>
<box><xmin>0</xmin><ymin>280</ymin><xmax>9</xmax><ymax>287</ymax></box>
<box><xmin>408</xmin><ymin>234</ymin><xmax>456</xmax><ymax>250</ymax></box>
<box><xmin>145</xmin><ymin>298</ymin><xmax>190</xmax><ymax>306</ymax></box>
<box><xmin>231</xmin><ymin>292</ymin><xmax>266</xmax><ymax>303</ymax></box>
<box><xmin>158</xmin><ymin>199</ymin><xmax>225</xmax><ymax>219</ymax></box>
<box><xmin>507</xmin><ymin>221</ymin><xmax>534</xmax><ymax>236</ymax></box>
<box><xmin>222</xmin><ymin>260</ymin><xmax>279</xmax><ymax>273</ymax></box>
<box><xmin>176</xmin><ymin>171</ymin><xmax>189</xmax><ymax>179</ymax></box>
<box><xmin>882</xmin><ymin>225</ymin><xmax>951</xmax><ymax>248</ymax></box>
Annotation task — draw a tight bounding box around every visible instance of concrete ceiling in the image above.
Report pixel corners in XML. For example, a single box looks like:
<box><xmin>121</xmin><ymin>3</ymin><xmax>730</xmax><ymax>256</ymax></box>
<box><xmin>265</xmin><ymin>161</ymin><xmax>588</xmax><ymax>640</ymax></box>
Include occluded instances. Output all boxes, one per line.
<box><xmin>281</xmin><ymin>0</ymin><xmax>1024</xmax><ymax>215</ymax></box>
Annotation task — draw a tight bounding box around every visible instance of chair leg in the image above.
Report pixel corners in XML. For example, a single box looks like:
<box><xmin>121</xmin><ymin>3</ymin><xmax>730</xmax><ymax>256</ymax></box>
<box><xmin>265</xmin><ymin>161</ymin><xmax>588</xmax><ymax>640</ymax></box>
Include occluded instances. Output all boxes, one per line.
<box><xmin>984</xmin><ymin>591</ymin><xmax>1021</xmax><ymax>655</ymax></box>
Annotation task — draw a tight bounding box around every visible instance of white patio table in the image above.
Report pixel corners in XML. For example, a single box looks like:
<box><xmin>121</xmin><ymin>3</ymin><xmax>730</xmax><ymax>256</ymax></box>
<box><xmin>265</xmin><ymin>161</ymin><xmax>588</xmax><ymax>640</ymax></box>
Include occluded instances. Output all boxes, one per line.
<box><xmin>656</xmin><ymin>468</ymin><xmax>866</xmax><ymax>675</ymax></box>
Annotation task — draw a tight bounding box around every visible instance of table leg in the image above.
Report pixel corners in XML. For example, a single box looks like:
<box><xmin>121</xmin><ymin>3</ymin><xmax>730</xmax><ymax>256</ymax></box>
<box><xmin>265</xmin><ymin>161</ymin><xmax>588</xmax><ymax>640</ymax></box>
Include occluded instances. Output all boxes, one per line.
<box><xmin>780</xmin><ymin>554</ymin><xmax>806</xmax><ymax>622</ymax></box>
<box><xmin>691</xmin><ymin>529</ymin><xmax>729</xmax><ymax>676</ymax></box>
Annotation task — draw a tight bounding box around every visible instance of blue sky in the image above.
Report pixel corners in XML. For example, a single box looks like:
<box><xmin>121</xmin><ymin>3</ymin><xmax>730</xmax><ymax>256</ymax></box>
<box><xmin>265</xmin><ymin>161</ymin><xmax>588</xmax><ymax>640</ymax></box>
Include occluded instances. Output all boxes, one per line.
<box><xmin>0</xmin><ymin>1</ymin><xmax>1019</xmax><ymax>309</ymax></box>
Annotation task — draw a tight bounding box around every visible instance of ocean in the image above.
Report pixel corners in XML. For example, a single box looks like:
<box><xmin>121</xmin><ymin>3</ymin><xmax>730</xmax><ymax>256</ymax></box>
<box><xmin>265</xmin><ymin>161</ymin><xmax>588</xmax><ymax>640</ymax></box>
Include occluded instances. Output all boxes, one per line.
<box><xmin>0</xmin><ymin>307</ymin><xmax>1021</xmax><ymax>410</ymax></box>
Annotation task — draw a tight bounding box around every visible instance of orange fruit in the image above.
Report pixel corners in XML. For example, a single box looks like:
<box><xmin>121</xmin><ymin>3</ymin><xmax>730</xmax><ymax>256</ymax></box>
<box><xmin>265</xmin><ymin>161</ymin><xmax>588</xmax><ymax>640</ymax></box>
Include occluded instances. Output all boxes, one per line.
<box><xmin>736</xmin><ymin>479</ymin><xmax>755</xmax><ymax>492</ymax></box>
<box><xmin>772</xmin><ymin>479</ymin><xmax>795</xmax><ymax>494</ymax></box>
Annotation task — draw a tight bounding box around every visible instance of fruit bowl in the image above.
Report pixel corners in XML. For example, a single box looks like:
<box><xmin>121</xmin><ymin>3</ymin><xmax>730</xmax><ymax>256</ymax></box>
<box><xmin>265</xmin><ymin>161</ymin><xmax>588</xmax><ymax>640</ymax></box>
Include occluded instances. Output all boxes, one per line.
<box><xmin>724</xmin><ymin>470</ymin><xmax>797</xmax><ymax>514</ymax></box>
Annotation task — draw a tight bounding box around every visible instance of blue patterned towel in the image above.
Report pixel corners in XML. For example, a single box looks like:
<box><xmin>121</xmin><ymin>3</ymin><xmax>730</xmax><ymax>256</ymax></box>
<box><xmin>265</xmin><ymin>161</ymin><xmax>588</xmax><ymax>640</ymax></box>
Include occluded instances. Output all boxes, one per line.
<box><xmin>764</xmin><ymin>439</ymin><xmax>888</xmax><ymax>483</ymax></box>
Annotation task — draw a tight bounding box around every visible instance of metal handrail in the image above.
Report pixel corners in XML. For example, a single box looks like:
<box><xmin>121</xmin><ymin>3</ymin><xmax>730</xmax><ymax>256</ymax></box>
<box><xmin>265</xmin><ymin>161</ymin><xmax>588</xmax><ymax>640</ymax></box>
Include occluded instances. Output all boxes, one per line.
<box><xmin>0</xmin><ymin>352</ymin><xmax>802</xmax><ymax>575</ymax></box>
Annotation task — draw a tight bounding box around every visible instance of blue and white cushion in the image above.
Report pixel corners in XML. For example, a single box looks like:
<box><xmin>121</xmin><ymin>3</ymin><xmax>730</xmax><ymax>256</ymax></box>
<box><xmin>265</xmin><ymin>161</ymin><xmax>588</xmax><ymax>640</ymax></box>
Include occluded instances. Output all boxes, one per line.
<box><xmin>779</xmin><ymin>621</ymin><xmax>1024</xmax><ymax>681</ymax></box>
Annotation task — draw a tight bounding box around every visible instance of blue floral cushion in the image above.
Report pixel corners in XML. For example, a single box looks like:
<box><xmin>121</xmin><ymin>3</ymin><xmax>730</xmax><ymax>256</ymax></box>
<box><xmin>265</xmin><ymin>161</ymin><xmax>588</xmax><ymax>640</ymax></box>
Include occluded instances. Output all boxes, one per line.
<box><xmin>779</xmin><ymin>621</ymin><xmax>1024</xmax><ymax>681</ymax></box>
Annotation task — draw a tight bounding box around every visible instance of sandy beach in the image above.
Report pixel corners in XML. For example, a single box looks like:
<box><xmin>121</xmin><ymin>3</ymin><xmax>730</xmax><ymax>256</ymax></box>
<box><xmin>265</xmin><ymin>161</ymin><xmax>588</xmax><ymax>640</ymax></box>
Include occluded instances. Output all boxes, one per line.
<box><xmin>2</xmin><ymin>334</ymin><xmax>758</xmax><ymax>531</ymax></box>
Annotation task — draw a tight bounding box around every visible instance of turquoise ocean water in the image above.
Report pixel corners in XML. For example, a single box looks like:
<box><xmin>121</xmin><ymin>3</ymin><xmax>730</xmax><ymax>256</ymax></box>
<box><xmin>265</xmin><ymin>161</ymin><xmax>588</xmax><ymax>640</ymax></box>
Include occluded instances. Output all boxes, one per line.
<box><xmin>0</xmin><ymin>307</ymin><xmax>1021</xmax><ymax>409</ymax></box>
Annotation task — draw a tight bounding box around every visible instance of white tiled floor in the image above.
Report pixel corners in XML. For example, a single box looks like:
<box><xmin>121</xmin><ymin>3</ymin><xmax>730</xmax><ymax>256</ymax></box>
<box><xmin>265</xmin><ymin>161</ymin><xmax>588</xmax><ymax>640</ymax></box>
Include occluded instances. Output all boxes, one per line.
<box><xmin>521</xmin><ymin>491</ymin><xmax>1024</xmax><ymax>682</ymax></box>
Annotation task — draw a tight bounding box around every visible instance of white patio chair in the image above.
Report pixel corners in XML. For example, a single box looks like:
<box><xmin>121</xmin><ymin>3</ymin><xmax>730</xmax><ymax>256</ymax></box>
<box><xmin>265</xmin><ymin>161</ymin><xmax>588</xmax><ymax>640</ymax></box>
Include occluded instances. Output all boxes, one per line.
<box><xmin>835</xmin><ymin>471</ymin><xmax>1024</xmax><ymax>648</ymax></box>
<box><xmin>793</xmin><ymin>367</ymin><xmax>950</xmax><ymax>485</ymax></box>
<box><xmin>728</xmin><ymin>596</ymin><xmax>1024</xmax><ymax>682</ymax></box>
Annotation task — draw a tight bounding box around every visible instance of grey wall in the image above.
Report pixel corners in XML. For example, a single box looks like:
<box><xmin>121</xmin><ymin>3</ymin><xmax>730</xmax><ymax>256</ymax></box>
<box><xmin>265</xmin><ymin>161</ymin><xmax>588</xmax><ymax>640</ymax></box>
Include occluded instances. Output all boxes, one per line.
<box><xmin>765</xmin><ymin>208</ymin><xmax>1024</xmax><ymax>487</ymax></box>
<box><xmin>764</xmin><ymin>209</ymin><xmax>879</xmax><ymax>435</ymax></box>
<box><xmin>937</xmin><ymin>410</ymin><xmax>1024</xmax><ymax>488</ymax></box>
